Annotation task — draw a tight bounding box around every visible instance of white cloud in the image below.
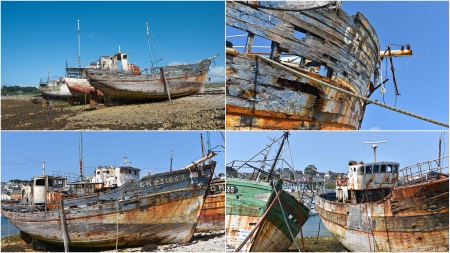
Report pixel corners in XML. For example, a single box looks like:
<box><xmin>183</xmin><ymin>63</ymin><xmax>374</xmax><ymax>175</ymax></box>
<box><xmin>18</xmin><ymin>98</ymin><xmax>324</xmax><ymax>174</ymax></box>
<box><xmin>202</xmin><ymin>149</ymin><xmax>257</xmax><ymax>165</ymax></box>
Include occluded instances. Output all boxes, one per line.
<box><xmin>208</xmin><ymin>65</ymin><xmax>225</xmax><ymax>83</ymax></box>
<box><xmin>369</xmin><ymin>126</ymin><xmax>381</xmax><ymax>130</ymax></box>
<box><xmin>167</xmin><ymin>61</ymin><xmax>186</xmax><ymax>66</ymax></box>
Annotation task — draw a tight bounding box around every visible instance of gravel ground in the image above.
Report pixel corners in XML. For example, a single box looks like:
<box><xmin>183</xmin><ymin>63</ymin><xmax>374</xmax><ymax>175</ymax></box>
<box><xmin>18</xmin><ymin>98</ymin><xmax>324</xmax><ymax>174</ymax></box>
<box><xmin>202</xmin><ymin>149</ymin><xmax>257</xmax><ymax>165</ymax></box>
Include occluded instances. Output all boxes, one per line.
<box><xmin>1</xmin><ymin>231</ymin><xmax>225</xmax><ymax>252</ymax></box>
<box><xmin>1</xmin><ymin>90</ymin><xmax>224</xmax><ymax>130</ymax></box>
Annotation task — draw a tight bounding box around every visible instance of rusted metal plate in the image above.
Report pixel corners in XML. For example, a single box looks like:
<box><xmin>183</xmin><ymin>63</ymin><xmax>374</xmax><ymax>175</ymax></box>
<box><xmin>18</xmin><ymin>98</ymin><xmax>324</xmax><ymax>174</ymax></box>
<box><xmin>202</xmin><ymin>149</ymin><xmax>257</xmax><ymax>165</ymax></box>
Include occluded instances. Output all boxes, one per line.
<box><xmin>226</xmin><ymin>1</ymin><xmax>380</xmax><ymax>130</ymax></box>
<box><xmin>195</xmin><ymin>178</ymin><xmax>225</xmax><ymax>232</ymax></box>
<box><xmin>2</xmin><ymin>163</ymin><xmax>216</xmax><ymax>248</ymax></box>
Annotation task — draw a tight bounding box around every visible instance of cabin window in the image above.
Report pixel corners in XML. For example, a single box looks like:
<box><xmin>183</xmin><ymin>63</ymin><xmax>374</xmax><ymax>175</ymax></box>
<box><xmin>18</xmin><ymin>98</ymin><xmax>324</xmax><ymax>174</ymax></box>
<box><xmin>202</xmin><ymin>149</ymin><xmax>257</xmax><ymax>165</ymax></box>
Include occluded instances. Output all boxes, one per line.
<box><xmin>106</xmin><ymin>170</ymin><xmax>110</xmax><ymax>174</ymax></box>
<box><xmin>120</xmin><ymin>168</ymin><xmax>125</xmax><ymax>174</ymax></box>
<box><xmin>357</xmin><ymin>166</ymin><xmax>364</xmax><ymax>175</ymax></box>
<box><xmin>393</xmin><ymin>164</ymin><xmax>398</xmax><ymax>173</ymax></box>
<box><xmin>373</xmin><ymin>164</ymin><xmax>380</xmax><ymax>174</ymax></box>
<box><xmin>365</xmin><ymin>165</ymin><xmax>372</xmax><ymax>174</ymax></box>
<box><xmin>135</xmin><ymin>170</ymin><xmax>137</xmax><ymax>175</ymax></box>
<box><xmin>380</xmin><ymin>165</ymin><xmax>386</xmax><ymax>173</ymax></box>
<box><xmin>35</xmin><ymin>179</ymin><xmax>45</xmax><ymax>186</ymax></box>
<box><xmin>97</xmin><ymin>171</ymin><xmax>100</xmax><ymax>175</ymax></box>
<box><xmin>387</xmin><ymin>165</ymin><xmax>392</xmax><ymax>173</ymax></box>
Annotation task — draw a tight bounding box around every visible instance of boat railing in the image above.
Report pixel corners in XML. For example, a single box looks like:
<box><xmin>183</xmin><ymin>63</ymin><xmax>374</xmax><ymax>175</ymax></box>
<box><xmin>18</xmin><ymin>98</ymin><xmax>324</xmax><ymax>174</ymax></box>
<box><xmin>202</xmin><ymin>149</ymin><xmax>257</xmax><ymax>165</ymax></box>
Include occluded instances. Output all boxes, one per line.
<box><xmin>39</xmin><ymin>76</ymin><xmax>61</xmax><ymax>85</ymax></box>
<box><xmin>398</xmin><ymin>156</ymin><xmax>449</xmax><ymax>186</ymax></box>
<box><xmin>66</xmin><ymin>58</ymin><xmax>98</xmax><ymax>69</ymax></box>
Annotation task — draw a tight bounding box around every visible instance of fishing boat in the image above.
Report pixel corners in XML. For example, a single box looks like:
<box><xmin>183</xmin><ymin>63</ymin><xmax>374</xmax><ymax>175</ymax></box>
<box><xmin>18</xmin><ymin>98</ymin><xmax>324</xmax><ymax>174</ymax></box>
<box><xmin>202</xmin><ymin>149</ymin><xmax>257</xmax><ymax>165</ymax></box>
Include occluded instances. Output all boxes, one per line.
<box><xmin>1</xmin><ymin>153</ymin><xmax>217</xmax><ymax>249</ymax></box>
<box><xmin>315</xmin><ymin>142</ymin><xmax>449</xmax><ymax>252</ymax></box>
<box><xmin>225</xmin><ymin>1</ymin><xmax>412</xmax><ymax>130</ymax></box>
<box><xmin>63</xmin><ymin>18</ymin><xmax>104</xmax><ymax>104</ymax></box>
<box><xmin>39</xmin><ymin>73</ymin><xmax>73</xmax><ymax>101</ymax></box>
<box><xmin>226</xmin><ymin>132</ymin><xmax>310</xmax><ymax>252</ymax></box>
<box><xmin>86</xmin><ymin>52</ymin><xmax>218</xmax><ymax>104</ymax></box>
<box><xmin>195</xmin><ymin>177</ymin><xmax>225</xmax><ymax>232</ymax></box>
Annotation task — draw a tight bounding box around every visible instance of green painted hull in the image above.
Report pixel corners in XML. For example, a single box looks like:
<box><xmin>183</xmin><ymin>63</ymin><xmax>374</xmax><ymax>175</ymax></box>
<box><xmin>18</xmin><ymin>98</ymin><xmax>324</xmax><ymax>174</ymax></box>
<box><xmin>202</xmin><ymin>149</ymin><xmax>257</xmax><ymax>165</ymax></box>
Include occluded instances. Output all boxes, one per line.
<box><xmin>226</xmin><ymin>178</ymin><xmax>310</xmax><ymax>251</ymax></box>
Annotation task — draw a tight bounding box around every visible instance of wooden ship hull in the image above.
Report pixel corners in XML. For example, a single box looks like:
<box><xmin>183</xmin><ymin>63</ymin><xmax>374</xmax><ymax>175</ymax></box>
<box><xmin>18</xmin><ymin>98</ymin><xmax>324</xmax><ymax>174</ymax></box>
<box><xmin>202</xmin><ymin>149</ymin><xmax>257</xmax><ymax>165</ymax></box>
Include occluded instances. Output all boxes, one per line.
<box><xmin>316</xmin><ymin>160</ymin><xmax>449</xmax><ymax>252</ymax></box>
<box><xmin>195</xmin><ymin>178</ymin><xmax>225</xmax><ymax>232</ymax></box>
<box><xmin>39</xmin><ymin>78</ymin><xmax>73</xmax><ymax>100</ymax></box>
<box><xmin>2</xmin><ymin>162</ymin><xmax>216</xmax><ymax>248</ymax></box>
<box><xmin>226</xmin><ymin>178</ymin><xmax>310</xmax><ymax>252</ymax></box>
<box><xmin>86</xmin><ymin>58</ymin><xmax>213</xmax><ymax>103</ymax></box>
<box><xmin>226</xmin><ymin>1</ymin><xmax>381</xmax><ymax>130</ymax></box>
<box><xmin>65</xmin><ymin>77</ymin><xmax>104</xmax><ymax>103</ymax></box>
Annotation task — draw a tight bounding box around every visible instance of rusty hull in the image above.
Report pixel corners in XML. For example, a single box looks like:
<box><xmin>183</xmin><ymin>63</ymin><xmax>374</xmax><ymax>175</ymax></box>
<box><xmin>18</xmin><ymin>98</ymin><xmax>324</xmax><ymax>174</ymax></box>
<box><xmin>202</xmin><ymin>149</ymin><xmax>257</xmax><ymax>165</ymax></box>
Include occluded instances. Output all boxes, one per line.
<box><xmin>2</xmin><ymin>163</ymin><xmax>216</xmax><ymax>248</ymax></box>
<box><xmin>226</xmin><ymin>1</ymin><xmax>380</xmax><ymax>130</ymax></box>
<box><xmin>86</xmin><ymin>58</ymin><xmax>212</xmax><ymax>102</ymax></box>
<box><xmin>316</xmin><ymin>177</ymin><xmax>449</xmax><ymax>252</ymax></box>
<box><xmin>196</xmin><ymin>178</ymin><xmax>225</xmax><ymax>232</ymax></box>
<box><xmin>65</xmin><ymin>77</ymin><xmax>104</xmax><ymax>103</ymax></box>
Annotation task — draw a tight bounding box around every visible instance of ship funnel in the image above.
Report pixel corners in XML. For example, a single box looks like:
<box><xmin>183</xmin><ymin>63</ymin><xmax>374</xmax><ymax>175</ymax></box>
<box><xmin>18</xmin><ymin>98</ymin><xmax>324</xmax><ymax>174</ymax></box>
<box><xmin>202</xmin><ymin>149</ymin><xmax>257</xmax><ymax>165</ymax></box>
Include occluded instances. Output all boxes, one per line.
<box><xmin>363</xmin><ymin>141</ymin><xmax>386</xmax><ymax>162</ymax></box>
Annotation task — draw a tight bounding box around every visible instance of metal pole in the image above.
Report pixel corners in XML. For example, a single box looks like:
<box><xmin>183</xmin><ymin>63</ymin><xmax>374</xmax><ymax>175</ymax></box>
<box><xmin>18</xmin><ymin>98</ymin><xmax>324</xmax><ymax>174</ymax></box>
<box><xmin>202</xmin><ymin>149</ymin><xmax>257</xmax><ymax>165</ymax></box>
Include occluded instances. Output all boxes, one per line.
<box><xmin>78</xmin><ymin>17</ymin><xmax>81</xmax><ymax>69</ymax></box>
<box><xmin>267</xmin><ymin>131</ymin><xmax>289</xmax><ymax>181</ymax></box>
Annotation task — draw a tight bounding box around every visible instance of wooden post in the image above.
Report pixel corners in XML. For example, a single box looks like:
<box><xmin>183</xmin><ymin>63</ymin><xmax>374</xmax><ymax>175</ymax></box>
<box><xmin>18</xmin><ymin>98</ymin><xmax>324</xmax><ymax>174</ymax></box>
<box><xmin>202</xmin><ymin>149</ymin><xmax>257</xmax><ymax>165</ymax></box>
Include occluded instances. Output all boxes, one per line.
<box><xmin>20</xmin><ymin>231</ymin><xmax>32</xmax><ymax>247</ymax></box>
<box><xmin>160</xmin><ymin>67</ymin><xmax>172</xmax><ymax>102</ymax></box>
<box><xmin>41</xmin><ymin>97</ymin><xmax>47</xmax><ymax>107</ymax></box>
<box><xmin>59</xmin><ymin>199</ymin><xmax>69</xmax><ymax>252</ymax></box>
<box><xmin>244</xmin><ymin>32</ymin><xmax>255</xmax><ymax>53</ymax></box>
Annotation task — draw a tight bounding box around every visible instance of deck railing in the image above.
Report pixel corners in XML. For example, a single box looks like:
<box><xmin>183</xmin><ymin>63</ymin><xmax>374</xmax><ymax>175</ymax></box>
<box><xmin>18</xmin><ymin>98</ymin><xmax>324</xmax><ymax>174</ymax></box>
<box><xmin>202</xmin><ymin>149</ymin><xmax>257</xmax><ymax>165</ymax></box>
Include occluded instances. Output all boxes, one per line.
<box><xmin>398</xmin><ymin>156</ymin><xmax>449</xmax><ymax>186</ymax></box>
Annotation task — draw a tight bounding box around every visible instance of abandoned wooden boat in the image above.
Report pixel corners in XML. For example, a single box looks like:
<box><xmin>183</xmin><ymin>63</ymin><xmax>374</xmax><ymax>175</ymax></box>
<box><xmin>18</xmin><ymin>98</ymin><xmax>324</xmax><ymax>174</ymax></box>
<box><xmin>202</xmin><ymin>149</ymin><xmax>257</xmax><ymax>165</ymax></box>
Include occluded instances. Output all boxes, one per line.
<box><xmin>315</xmin><ymin>144</ymin><xmax>449</xmax><ymax>252</ymax></box>
<box><xmin>86</xmin><ymin>52</ymin><xmax>219</xmax><ymax>103</ymax></box>
<box><xmin>65</xmin><ymin>77</ymin><xmax>104</xmax><ymax>104</ymax></box>
<box><xmin>226</xmin><ymin>132</ymin><xmax>310</xmax><ymax>252</ymax></box>
<box><xmin>39</xmin><ymin>76</ymin><xmax>73</xmax><ymax>100</ymax></box>
<box><xmin>226</xmin><ymin>1</ymin><xmax>411</xmax><ymax>130</ymax></box>
<box><xmin>195</xmin><ymin>177</ymin><xmax>225</xmax><ymax>232</ymax></box>
<box><xmin>64</xmin><ymin>18</ymin><xmax>104</xmax><ymax>104</ymax></box>
<box><xmin>1</xmin><ymin>154</ymin><xmax>217</xmax><ymax>249</ymax></box>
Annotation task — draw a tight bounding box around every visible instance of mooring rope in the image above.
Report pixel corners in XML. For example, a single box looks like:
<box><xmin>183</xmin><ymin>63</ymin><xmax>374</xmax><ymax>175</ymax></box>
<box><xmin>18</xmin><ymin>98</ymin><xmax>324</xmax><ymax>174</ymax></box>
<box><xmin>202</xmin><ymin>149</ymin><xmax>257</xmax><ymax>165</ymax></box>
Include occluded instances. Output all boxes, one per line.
<box><xmin>257</xmin><ymin>55</ymin><xmax>449</xmax><ymax>128</ymax></box>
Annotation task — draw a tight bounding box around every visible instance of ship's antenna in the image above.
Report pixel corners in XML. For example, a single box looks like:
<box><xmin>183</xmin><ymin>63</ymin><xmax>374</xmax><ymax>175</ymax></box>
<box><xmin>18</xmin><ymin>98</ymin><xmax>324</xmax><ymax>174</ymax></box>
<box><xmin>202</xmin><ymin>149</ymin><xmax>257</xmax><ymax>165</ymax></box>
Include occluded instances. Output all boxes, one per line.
<box><xmin>146</xmin><ymin>20</ymin><xmax>154</xmax><ymax>74</ymax></box>
<box><xmin>78</xmin><ymin>17</ymin><xmax>81</xmax><ymax>68</ymax></box>
<box><xmin>42</xmin><ymin>162</ymin><xmax>46</xmax><ymax>176</ymax></box>
<box><xmin>363</xmin><ymin>141</ymin><xmax>386</xmax><ymax>162</ymax></box>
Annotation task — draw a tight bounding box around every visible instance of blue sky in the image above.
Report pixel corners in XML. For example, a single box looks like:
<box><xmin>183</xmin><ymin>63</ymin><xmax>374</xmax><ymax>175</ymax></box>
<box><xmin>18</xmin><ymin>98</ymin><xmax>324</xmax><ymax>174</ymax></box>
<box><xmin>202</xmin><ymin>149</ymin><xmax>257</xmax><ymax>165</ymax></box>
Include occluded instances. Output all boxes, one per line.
<box><xmin>1</xmin><ymin>131</ymin><xmax>225</xmax><ymax>182</ymax></box>
<box><xmin>1</xmin><ymin>1</ymin><xmax>225</xmax><ymax>85</ymax></box>
<box><xmin>226</xmin><ymin>131</ymin><xmax>449</xmax><ymax>175</ymax></box>
<box><xmin>226</xmin><ymin>1</ymin><xmax>449</xmax><ymax>130</ymax></box>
